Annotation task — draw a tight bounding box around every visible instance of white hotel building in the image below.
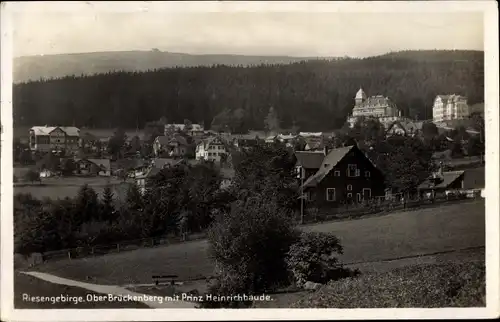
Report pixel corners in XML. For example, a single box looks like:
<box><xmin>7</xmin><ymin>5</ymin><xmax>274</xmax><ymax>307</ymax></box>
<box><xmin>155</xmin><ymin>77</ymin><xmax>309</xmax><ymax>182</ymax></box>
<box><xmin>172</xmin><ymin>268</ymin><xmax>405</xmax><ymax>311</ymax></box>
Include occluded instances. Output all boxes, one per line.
<box><xmin>432</xmin><ymin>94</ymin><xmax>470</xmax><ymax>124</ymax></box>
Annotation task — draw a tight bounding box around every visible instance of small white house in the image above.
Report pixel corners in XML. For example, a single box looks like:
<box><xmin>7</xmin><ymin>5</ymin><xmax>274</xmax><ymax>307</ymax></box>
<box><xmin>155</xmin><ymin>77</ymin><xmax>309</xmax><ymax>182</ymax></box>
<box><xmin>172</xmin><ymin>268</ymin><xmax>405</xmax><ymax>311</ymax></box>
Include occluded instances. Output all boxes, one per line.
<box><xmin>195</xmin><ymin>137</ymin><xmax>227</xmax><ymax>163</ymax></box>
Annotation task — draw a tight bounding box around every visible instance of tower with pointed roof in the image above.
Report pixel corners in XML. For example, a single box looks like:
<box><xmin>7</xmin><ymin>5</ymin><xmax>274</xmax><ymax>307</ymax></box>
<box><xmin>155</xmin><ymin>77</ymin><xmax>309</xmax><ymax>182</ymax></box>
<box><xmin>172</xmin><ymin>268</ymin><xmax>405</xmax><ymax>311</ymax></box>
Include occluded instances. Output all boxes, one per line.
<box><xmin>355</xmin><ymin>88</ymin><xmax>367</xmax><ymax>106</ymax></box>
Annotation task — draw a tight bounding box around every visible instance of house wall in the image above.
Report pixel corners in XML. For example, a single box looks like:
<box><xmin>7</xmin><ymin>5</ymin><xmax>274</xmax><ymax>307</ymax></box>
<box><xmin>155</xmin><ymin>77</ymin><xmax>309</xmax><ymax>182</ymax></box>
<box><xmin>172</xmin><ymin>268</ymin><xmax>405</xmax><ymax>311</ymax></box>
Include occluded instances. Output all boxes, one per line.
<box><xmin>307</xmin><ymin>148</ymin><xmax>385</xmax><ymax>207</ymax></box>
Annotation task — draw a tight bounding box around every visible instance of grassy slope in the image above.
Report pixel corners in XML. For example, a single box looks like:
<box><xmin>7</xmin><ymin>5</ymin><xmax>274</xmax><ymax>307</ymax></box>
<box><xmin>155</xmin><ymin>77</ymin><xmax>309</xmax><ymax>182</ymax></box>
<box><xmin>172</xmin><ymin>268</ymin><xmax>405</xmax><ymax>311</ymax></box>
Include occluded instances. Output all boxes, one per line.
<box><xmin>13</xmin><ymin>272</ymin><xmax>148</xmax><ymax>309</ymax></box>
<box><xmin>34</xmin><ymin>200</ymin><xmax>484</xmax><ymax>285</ymax></box>
<box><xmin>291</xmin><ymin>261</ymin><xmax>485</xmax><ymax>308</ymax></box>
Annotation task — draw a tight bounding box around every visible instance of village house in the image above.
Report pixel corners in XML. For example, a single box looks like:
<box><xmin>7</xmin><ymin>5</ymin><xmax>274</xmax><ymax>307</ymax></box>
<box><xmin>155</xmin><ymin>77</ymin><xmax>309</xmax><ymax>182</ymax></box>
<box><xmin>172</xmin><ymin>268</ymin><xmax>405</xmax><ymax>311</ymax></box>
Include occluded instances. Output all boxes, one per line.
<box><xmin>417</xmin><ymin>168</ymin><xmax>466</xmax><ymax>199</ymax></box>
<box><xmin>135</xmin><ymin>167</ymin><xmax>162</xmax><ymax>195</ymax></box>
<box><xmin>29</xmin><ymin>126</ymin><xmax>80</xmax><ymax>154</ymax></box>
<box><xmin>385</xmin><ymin>120</ymin><xmax>423</xmax><ymax>138</ymax></box>
<box><xmin>164</xmin><ymin>123</ymin><xmax>205</xmax><ymax>136</ymax></box>
<box><xmin>75</xmin><ymin>158</ymin><xmax>111</xmax><ymax>176</ymax></box>
<box><xmin>232</xmin><ymin>134</ymin><xmax>260</xmax><ymax>150</ymax></box>
<box><xmin>347</xmin><ymin>88</ymin><xmax>404</xmax><ymax>128</ymax></box>
<box><xmin>265</xmin><ymin>133</ymin><xmax>296</xmax><ymax>147</ymax></box>
<box><xmin>297</xmin><ymin>145</ymin><xmax>386</xmax><ymax>208</ymax></box>
<box><xmin>152</xmin><ymin>135</ymin><xmax>189</xmax><ymax>158</ymax></box>
<box><xmin>195</xmin><ymin>137</ymin><xmax>227</xmax><ymax>163</ymax></box>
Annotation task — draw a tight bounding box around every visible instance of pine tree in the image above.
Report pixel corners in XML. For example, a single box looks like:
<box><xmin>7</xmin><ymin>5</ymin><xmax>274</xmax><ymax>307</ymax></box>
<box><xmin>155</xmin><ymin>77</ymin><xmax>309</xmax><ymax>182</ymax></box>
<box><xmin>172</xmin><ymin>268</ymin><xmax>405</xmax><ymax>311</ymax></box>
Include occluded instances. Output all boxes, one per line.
<box><xmin>126</xmin><ymin>183</ymin><xmax>144</xmax><ymax>211</ymax></box>
<box><xmin>75</xmin><ymin>184</ymin><xmax>100</xmax><ymax>224</ymax></box>
<box><xmin>101</xmin><ymin>184</ymin><xmax>115</xmax><ymax>222</ymax></box>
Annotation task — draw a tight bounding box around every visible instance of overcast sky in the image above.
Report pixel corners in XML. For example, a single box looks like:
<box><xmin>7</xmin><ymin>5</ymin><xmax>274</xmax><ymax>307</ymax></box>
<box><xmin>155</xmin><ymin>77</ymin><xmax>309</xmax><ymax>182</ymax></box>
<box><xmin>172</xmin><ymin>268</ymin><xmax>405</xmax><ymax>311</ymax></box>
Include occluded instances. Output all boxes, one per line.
<box><xmin>11</xmin><ymin>2</ymin><xmax>484</xmax><ymax>58</ymax></box>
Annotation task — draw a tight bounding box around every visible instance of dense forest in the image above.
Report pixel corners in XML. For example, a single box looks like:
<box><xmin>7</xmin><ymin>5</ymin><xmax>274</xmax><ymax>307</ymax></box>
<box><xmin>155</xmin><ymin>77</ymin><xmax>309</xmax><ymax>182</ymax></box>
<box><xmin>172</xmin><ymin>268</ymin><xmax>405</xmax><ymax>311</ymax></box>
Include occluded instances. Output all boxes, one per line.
<box><xmin>13</xmin><ymin>50</ymin><xmax>484</xmax><ymax>132</ymax></box>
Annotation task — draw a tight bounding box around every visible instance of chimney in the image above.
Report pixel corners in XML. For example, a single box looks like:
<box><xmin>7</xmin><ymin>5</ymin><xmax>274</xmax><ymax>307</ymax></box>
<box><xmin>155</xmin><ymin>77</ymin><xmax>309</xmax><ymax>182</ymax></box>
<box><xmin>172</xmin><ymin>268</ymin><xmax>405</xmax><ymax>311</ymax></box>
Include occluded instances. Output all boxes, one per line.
<box><xmin>323</xmin><ymin>146</ymin><xmax>329</xmax><ymax>156</ymax></box>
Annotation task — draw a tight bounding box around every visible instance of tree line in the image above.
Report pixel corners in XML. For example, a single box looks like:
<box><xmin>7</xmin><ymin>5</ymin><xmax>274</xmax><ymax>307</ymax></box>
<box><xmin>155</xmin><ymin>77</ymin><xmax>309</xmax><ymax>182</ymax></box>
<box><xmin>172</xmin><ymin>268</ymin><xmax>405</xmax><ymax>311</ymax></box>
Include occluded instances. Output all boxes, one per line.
<box><xmin>13</xmin><ymin>50</ymin><xmax>484</xmax><ymax>133</ymax></box>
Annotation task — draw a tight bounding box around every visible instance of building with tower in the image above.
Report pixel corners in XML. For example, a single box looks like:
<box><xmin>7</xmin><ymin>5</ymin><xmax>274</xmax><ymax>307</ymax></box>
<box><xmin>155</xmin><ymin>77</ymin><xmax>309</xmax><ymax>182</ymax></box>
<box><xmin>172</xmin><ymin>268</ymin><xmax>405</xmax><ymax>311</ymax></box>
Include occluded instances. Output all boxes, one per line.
<box><xmin>347</xmin><ymin>88</ymin><xmax>404</xmax><ymax>128</ymax></box>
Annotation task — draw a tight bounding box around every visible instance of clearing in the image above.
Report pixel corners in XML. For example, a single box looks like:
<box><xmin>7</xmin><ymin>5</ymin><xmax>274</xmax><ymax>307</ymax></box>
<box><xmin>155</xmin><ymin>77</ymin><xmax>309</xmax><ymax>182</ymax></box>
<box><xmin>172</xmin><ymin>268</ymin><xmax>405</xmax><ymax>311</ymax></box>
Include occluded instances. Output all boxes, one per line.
<box><xmin>34</xmin><ymin>200</ymin><xmax>485</xmax><ymax>285</ymax></box>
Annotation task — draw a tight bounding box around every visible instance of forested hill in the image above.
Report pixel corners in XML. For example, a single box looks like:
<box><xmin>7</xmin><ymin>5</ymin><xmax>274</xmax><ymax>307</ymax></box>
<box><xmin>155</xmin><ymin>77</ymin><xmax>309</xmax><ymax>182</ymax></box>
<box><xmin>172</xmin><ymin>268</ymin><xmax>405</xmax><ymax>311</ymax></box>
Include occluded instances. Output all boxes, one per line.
<box><xmin>14</xmin><ymin>50</ymin><xmax>322</xmax><ymax>84</ymax></box>
<box><xmin>13</xmin><ymin>50</ymin><xmax>484</xmax><ymax>132</ymax></box>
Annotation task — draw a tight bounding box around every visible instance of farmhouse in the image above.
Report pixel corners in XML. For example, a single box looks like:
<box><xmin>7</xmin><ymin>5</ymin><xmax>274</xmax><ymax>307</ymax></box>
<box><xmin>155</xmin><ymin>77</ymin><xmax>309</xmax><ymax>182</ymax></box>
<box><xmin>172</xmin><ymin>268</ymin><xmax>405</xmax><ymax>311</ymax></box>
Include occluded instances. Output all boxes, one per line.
<box><xmin>29</xmin><ymin>126</ymin><xmax>80</xmax><ymax>153</ymax></box>
<box><xmin>297</xmin><ymin>145</ymin><xmax>385</xmax><ymax>207</ymax></box>
<box><xmin>417</xmin><ymin>169</ymin><xmax>465</xmax><ymax>199</ymax></box>
<box><xmin>75</xmin><ymin>158</ymin><xmax>111</xmax><ymax>177</ymax></box>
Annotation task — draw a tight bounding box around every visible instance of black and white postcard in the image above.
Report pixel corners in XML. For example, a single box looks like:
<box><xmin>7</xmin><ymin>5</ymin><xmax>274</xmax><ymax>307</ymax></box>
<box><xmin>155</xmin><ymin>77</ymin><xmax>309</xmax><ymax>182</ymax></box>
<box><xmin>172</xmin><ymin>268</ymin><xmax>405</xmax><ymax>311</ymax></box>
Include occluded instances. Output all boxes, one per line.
<box><xmin>1</xmin><ymin>1</ymin><xmax>499</xmax><ymax>321</ymax></box>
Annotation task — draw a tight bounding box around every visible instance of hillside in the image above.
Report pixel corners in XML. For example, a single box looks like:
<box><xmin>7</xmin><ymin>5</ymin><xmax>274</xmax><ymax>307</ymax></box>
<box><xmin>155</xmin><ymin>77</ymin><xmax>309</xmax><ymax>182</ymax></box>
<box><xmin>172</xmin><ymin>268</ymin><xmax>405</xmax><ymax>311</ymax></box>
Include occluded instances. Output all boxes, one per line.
<box><xmin>14</xmin><ymin>50</ymin><xmax>323</xmax><ymax>84</ymax></box>
<box><xmin>13</xmin><ymin>50</ymin><xmax>484</xmax><ymax>132</ymax></box>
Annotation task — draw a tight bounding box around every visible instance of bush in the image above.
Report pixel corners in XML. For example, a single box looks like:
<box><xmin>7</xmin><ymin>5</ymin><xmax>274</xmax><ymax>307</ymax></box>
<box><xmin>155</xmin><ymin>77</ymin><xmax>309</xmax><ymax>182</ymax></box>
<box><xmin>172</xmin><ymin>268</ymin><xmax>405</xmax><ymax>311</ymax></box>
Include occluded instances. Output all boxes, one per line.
<box><xmin>205</xmin><ymin>195</ymin><xmax>300</xmax><ymax>307</ymax></box>
<box><xmin>286</xmin><ymin>232</ymin><xmax>352</xmax><ymax>287</ymax></box>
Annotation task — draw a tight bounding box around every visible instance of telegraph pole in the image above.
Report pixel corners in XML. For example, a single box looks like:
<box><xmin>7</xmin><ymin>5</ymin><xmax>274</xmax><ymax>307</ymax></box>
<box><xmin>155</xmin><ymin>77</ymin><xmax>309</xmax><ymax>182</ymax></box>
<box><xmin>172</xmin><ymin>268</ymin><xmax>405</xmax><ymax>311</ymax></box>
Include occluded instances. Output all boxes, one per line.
<box><xmin>300</xmin><ymin>166</ymin><xmax>305</xmax><ymax>225</ymax></box>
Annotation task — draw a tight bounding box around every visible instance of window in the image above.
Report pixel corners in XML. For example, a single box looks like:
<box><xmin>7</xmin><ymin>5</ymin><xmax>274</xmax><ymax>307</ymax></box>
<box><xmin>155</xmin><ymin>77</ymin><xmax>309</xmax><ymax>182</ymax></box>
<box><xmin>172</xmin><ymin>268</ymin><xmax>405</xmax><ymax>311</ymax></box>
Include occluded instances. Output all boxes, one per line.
<box><xmin>347</xmin><ymin>164</ymin><xmax>357</xmax><ymax>177</ymax></box>
<box><xmin>357</xmin><ymin>193</ymin><xmax>362</xmax><ymax>202</ymax></box>
<box><xmin>347</xmin><ymin>193</ymin><xmax>352</xmax><ymax>198</ymax></box>
<box><xmin>355</xmin><ymin>169</ymin><xmax>361</xmax><ymax>177</ymax></box>
<box><xmin>347</xmin><ymin>185</ymin><xmax>352</xmax><ymax>191</ymax></box>
<box><xmin>365</xmin><ymin>171</ymin><xmax>371</xmax><ymax>177</ymax></box>
<box><xmin>326</xmin><ymin>188</ymin><xmax>336</xmax><ymax>201</ymax></box>
<box><xmin>334</xmin><ymin>170</ymin><xmax>340</xmax><ymax>177</ymax></box>
<box><xmin>363</xmin><ymin>188</ymin><xmax>372</xmax><ymax>199</ymax></box>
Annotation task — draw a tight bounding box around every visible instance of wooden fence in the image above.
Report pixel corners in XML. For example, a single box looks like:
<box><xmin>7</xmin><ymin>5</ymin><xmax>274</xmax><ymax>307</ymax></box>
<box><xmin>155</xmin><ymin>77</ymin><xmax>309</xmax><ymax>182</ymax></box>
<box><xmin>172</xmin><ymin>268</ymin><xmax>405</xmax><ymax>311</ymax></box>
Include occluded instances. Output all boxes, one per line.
<box><xmin>299</xmin><ymin>192</ymin><xmax>482</xmax><ymax>224</ymax></box>
<box><xmin>41</xmin><ymin>232</ymin><xmax>207</xmax><ymax>262</ymax></box>
<box><xmin>34</xmin><ymin>192</ymin><xmax>482</xmax><ymax>264</ymax></box>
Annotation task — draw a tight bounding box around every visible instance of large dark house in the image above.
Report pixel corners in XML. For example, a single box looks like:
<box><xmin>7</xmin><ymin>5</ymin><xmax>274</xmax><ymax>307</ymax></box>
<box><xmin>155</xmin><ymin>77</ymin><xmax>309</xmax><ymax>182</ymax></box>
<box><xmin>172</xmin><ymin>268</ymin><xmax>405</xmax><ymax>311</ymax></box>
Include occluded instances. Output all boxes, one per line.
<box><xmin>295</xmin><ymin>145</ymin><xmax>385</xmax><ymax>208</ymax></box>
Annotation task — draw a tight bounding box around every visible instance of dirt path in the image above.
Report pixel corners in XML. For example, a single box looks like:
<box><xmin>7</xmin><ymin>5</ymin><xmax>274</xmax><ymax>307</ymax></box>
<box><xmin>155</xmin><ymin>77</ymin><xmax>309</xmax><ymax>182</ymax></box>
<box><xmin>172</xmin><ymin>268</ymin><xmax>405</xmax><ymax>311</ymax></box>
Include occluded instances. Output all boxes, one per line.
<box><xmin>20</xmin><ymin>271</ymin><xmax>196</xmax><ymax>308</ymax></box>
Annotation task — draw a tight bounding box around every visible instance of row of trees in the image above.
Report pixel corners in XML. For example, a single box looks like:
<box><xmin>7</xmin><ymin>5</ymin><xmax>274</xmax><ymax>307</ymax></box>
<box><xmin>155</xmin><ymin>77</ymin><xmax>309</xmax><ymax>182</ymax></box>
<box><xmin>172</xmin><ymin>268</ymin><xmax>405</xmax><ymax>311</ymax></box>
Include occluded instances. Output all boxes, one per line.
<box><xmin>14</xmin><ymin>161</ymin><xmax>227</xmax><ymax>255</ymax></box>
<box><xmin>14</xmin><ymin>50</ymin><xmax>484</xmax><ymax>133</ymax></box>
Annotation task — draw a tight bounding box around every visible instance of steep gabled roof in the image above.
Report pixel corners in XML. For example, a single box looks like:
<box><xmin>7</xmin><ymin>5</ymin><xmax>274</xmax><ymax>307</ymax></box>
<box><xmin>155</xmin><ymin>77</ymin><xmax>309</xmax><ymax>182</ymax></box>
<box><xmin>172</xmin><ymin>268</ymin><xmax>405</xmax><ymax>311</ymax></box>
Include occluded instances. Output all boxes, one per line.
<box><xmin>302</xmin><ymin>146</ymin><xmax>356</xmax><ymax>188</ymax></box>
<box><xmin>31</xmin><ymin>126</ymin><xmax>80</xmax><ymax>137</ymax></box>
<box><xmin>295</xmin><ymin>151</ymin><xmax>325</xmax><ymax>169</ymax></box>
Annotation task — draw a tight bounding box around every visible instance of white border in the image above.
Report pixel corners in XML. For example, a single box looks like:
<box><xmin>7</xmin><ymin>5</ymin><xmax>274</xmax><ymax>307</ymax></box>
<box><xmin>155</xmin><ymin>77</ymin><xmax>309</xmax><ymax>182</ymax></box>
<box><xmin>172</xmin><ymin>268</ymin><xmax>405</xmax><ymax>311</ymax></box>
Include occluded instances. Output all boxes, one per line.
<box><xmin>1</xmin><ymin>1</ymin><xmax>499</xmax><ymax>321</ymax></box>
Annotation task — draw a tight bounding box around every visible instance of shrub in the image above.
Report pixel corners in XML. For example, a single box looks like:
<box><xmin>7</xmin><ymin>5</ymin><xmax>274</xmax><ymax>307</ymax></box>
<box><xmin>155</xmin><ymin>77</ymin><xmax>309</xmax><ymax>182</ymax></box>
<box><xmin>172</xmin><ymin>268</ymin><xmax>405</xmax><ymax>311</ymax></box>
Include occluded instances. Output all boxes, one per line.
<box><xmin>205</xmin><ymin>195</ymin><xmax>300</xmax><ymax>307</ymax></box>
<box><xmin>24</xmin><ymin>169</ymin><xmax>40</xmax><ymax>184</ymax></box>
<box><xmin>286</xmin><ymin>232</ymin><xmax>352</xmax><ymax>287</ymax></box>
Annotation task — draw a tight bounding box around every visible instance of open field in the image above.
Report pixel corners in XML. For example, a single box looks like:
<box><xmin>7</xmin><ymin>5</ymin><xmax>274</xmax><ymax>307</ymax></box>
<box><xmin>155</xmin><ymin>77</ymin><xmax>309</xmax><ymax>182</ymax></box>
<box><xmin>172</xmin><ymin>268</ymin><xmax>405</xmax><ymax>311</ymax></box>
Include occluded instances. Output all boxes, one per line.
<box><xmin>14</xmin><ymin>272</ymin><xmax>148</xmax><ymax>309</ymax></box>
<box><xmin>34</xmin><ymin>200</ymin><xmax>485</xmax><ymax>285</ymax></box>
<box><xmin>14</xmin><ymin>175</ymin><xmax>131</xmax><ymax>199</ymax></box>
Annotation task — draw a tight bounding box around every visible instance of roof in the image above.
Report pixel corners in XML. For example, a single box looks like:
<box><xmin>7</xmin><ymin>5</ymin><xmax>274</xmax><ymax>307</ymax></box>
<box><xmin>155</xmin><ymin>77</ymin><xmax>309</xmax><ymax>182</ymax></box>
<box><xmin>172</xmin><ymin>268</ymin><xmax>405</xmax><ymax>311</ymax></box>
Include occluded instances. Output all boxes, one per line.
<box><xmin>417</xmin><ymin>170</ymin><xmax>465</xmax><ymax>190</ymax></box>
<box><xmin>436</xmin><ymin>94</ymin><xmax>467</xmax><ymax>103</ymax></box>
<box><xmin>198</xmin><ymin>137</ymin><xmax>224</xmax><ymax>149</ymax></box>
<box><xmin>171</xmin><ymin>135</ymin><xmax>188</xmax><ymax>146</ymax></box>
<box><xmin>151</xmin><ymin>158</ymin><xmax>178</xmax><ymax>169</ymax></box>
<box><xmin>31</xmin><ymin>126</ymin><xmax>80</xmax><ymax>137</ymax></box>
<box><xmin>299</xmin><ymin>132</ymin><xmax>323</xmax><ymax>137</ymax></box>
<box><xmin>304</xmin><ymin>137</ymin><xmax>325</xmax><ymax>151</ymax></box>
<box><xmin>165</xmin><ymin>123</ymin><xmax>204</xmax><ymax>132</ymax></box>
<box><xmin>75</xmin><ymin>158</ymin><xmax>111</xmax><ymax>171</ymax></box>
<box><xmin>355</xmin><ymin>88</ymin><xmax>366</xmax><ymax>99</ymax></box>
<box><xmin>302</xmin><ymin>146</ymin><xmax>356</xmax><ymax>189</ymax></box>
<box><xmin>386</xmin><ymin>120</ymin><xmax>421</xmax><ymax>135</ymax></box>
<box><xmin>295</xmin><ymin>151</ymin><xmax>326</xmax><ymax>169</ymax></box>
